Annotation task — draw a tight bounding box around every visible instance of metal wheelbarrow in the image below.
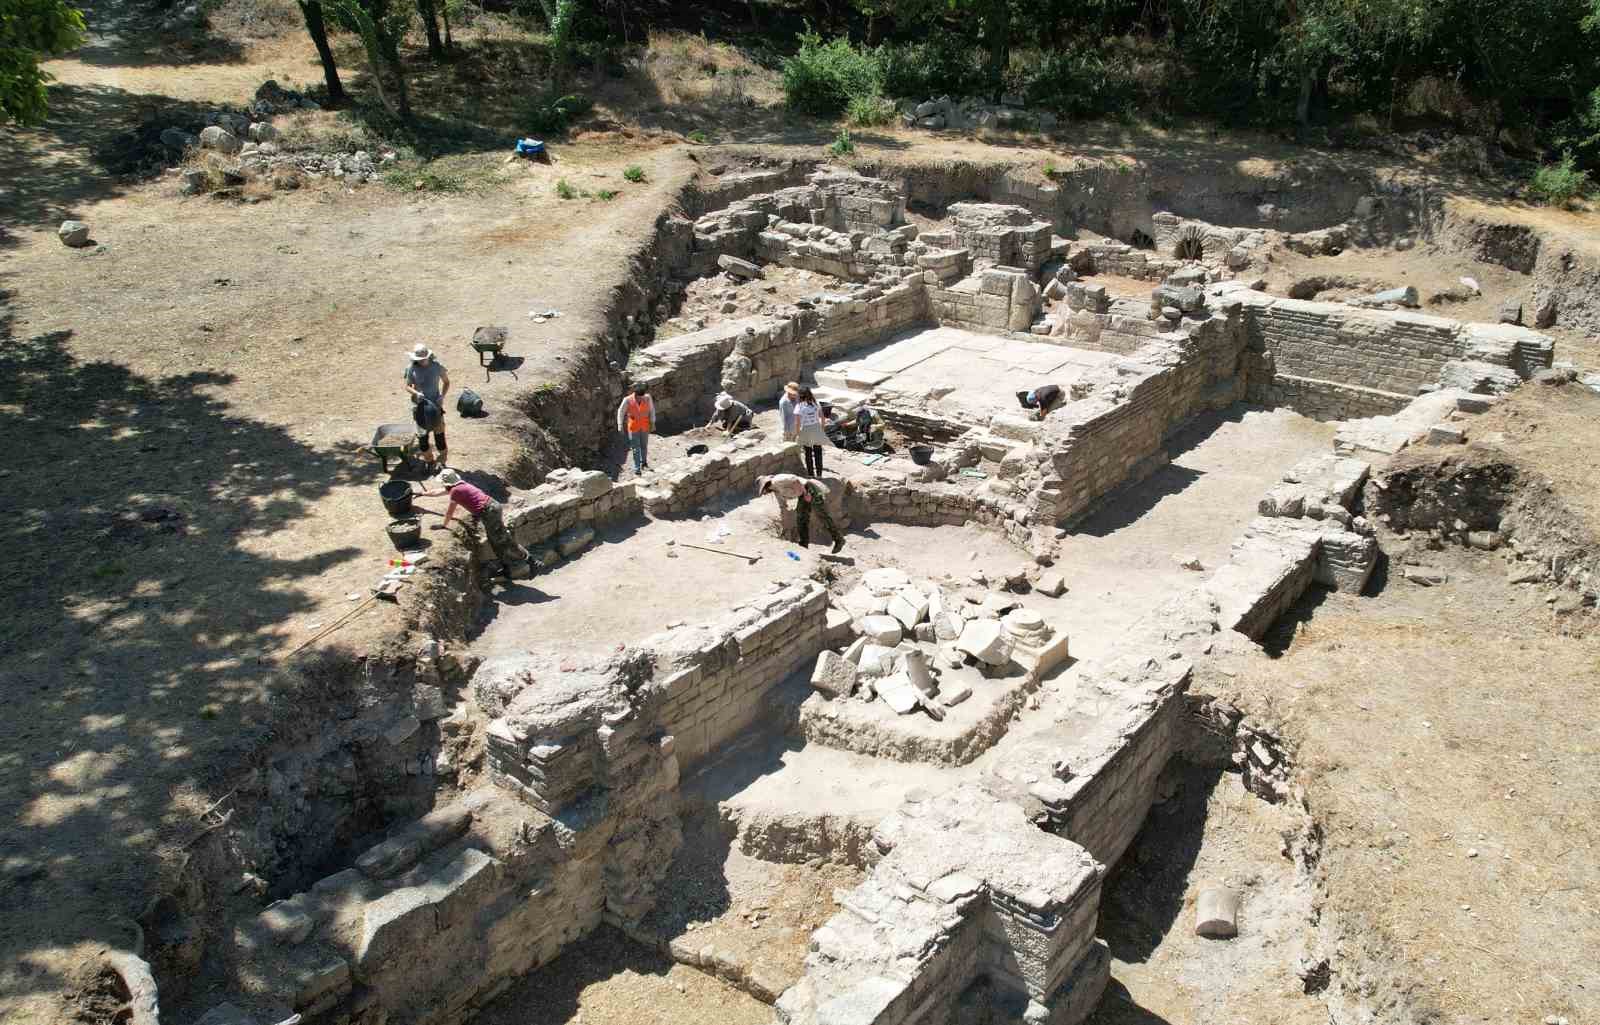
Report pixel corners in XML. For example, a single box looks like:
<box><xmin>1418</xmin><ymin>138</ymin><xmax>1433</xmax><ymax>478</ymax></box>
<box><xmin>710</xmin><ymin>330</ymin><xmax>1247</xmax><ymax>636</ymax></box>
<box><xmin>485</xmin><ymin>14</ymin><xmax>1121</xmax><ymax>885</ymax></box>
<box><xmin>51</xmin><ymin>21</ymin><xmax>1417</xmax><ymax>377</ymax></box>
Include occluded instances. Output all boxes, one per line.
<box><xmin>369</xmin><ymin>423</ymin><xmax>419</xmax><ymax>472</ymax></box>
<box><xmin>471</xmin><ymin>326</ymin><xmax>509</xmax><ymax>377</ymax></box>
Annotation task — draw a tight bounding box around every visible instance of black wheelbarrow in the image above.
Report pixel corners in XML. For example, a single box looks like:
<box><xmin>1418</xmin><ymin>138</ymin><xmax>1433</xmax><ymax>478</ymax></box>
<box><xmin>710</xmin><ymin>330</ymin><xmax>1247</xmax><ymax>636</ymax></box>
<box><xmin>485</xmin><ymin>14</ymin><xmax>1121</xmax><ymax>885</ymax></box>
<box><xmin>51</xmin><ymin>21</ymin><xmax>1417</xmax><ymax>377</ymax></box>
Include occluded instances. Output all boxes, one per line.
<box><xmin>369</xmin><ymin>423</ymin><xmax>419</xmax><ymax>472</ymax></box>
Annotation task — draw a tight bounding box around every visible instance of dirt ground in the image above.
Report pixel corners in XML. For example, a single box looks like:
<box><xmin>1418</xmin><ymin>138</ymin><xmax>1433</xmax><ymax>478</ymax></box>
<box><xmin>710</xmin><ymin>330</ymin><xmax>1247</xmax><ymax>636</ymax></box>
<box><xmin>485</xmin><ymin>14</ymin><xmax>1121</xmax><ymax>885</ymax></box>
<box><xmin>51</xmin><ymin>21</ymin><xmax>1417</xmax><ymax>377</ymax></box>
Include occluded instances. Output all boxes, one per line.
<box><xmin>5</xmin><ymin>0</ymin><xmax>1600</xmax><ymax>1019</ymax></box>
<box><xmin>636</xmin><ymin>808</ymin><xmax>865</xmax><ymax>999</ymax></box>
<box><xmin>1088</xmin><ymin>766</ymin><xmax>1324</xmax><ymax>1025</ymax></box>
<box><xmin>1205</xmin><ymin>543</ymin><xmax>1600</xmax><ymax>1025</ymax></box>
<box><xmin>470</xmin><ymin>927</ymin><xmax>772</xmax><ymax>1025</ymax></box>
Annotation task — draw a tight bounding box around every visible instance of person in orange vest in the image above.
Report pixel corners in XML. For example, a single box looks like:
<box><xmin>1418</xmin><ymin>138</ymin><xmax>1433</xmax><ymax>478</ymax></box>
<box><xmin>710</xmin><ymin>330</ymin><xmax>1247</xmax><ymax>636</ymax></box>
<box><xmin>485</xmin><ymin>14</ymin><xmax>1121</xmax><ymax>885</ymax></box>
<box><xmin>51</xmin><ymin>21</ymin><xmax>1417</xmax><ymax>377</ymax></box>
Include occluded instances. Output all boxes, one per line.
<box><xmin>615</xmin><ymin>383</ymin><xmax>656</xmax><ymax>474</ymax></box>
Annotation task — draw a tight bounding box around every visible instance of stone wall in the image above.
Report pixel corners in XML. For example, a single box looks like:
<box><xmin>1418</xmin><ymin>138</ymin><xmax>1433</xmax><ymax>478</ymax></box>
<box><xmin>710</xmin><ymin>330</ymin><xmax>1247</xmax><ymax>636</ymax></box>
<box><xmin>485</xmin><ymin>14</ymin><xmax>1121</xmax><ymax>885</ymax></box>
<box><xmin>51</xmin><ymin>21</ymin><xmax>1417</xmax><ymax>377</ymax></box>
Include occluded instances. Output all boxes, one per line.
<box><xmin>776</xmin><ymin>787</ymin><xmax>1109</xmax><ymax>1025</ymax></box>
<box><xmin>626</xmin><ymin>317</ymin><xmax>779</xmax><ymax>429</ymax></box>
<box><xmin>638</xmin><ymin>437</ymin><xmax>807</xmax><ymax>517</ymax></box>
<box><xmin>1032</xmin><ymin>309</ymin><xmax>1251</xmax><ymax>526</ymax></box>
<box><xmin>1255</xmin><ymin>373</ymin><xmax>1411</xmax><ymax>419</ymax></box>
<box><xmin>1214</xmin><ymin>281</ymin><xmax>1556</xmax><ymax>407</ymax></box>
<box><xmin>627</xmin><ymin>283</ymin><xmax>930</xmax><ymax>425</ymax></box>
<box><xmin>649</xmin><ymin>582</ymin><xmax>830</xmax><ymax>767</ymax></box>
<box><xmin>928</xmin><ymin>266</ymin><xmax>1041</xmax><ymax>335</ymax></box>
<box><xmin>502</xmin><ymin>468</ymin><xmax>641</xmax><ymax>556</ymax></box>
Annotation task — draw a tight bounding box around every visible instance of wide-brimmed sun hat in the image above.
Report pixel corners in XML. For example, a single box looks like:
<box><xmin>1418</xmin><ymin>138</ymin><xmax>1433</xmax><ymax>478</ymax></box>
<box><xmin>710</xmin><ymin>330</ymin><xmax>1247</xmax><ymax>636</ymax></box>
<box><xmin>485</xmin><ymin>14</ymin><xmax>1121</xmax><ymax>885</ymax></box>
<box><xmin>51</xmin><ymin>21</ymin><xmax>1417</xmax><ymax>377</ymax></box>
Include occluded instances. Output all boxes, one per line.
<box><xmin>438</xmin><ymin>469</ymin><xmax>462</xmax><ymax>487</ymax></box>
<box><xmin>410</xmin><ymin>344</ymin><xmax>434</xmax><ymax>362</ymax></box>
<box><xmin>715</xmin><ymin>393</ymin><xmax>732</xmax><ymax>410</ymax></box>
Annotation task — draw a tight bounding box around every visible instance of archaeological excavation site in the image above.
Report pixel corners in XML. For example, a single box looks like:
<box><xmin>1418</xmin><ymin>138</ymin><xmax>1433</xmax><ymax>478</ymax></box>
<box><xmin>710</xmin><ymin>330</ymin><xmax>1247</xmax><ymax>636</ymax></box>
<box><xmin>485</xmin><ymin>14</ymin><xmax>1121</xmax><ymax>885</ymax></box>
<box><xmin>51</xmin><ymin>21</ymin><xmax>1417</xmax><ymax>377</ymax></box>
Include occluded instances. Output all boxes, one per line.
<box><xmin>57</xmin><ymin>151</ymin><xmax>1600</xmax><ymax>1025</ymax></box>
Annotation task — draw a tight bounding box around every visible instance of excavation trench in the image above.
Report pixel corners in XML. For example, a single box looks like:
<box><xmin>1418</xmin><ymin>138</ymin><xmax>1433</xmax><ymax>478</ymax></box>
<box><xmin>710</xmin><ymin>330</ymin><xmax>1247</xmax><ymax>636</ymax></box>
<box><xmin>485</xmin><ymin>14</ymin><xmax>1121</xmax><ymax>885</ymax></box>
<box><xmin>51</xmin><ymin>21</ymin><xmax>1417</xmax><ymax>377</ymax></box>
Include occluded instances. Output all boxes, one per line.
<box><xmin>150</xmin><ymin>155</ymin><xmax>1578</xmax><ymax>1025</ymax></box>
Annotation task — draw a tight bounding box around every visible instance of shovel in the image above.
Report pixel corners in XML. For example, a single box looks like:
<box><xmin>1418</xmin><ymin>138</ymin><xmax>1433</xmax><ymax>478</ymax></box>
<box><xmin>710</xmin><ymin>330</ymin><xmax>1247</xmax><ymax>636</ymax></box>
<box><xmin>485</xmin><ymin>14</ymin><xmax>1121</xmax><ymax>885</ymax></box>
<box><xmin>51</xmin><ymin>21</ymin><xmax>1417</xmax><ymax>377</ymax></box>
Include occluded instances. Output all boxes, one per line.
<box><xmin>675</xmin><ymin>542</ymin><xmax>761</xmax><ymax>565</ymax></box>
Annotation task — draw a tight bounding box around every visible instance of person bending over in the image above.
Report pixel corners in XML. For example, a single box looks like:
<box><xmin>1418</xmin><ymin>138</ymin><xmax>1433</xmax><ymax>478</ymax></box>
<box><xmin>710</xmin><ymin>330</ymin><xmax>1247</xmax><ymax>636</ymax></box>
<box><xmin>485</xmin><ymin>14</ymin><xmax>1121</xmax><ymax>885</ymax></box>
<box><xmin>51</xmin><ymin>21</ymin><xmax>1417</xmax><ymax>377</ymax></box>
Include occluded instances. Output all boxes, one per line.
<box><xmin>1016</xmin><ymin>383</ymin><xmax>1063</xmax><ymax>421</ymax></box>
<box><xmin>418</xmin><ymin>469</ymin><xmax>536</xmax><ymax>581</ymax></box>
<box><xmin>709</xmin><ymin>392</ymin><xmax>754</xmax><ymax>435</ymax></box>
<box><xmin>757</xmin><ymin>473</ymin><xmax>845</xmax><ymax>554</ymax></box>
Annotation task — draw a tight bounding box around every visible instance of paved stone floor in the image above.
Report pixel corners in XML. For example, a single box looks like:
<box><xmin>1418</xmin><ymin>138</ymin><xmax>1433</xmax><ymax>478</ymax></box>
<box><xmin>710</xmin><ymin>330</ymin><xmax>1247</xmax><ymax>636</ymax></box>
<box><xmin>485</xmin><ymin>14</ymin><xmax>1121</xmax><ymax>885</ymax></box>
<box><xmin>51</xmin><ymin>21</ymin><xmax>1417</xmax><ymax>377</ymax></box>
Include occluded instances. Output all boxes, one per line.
<box><xmin>813</xmin><ymin>325</ymin><xmax>1118</xmax><ymax>415</ymax></box>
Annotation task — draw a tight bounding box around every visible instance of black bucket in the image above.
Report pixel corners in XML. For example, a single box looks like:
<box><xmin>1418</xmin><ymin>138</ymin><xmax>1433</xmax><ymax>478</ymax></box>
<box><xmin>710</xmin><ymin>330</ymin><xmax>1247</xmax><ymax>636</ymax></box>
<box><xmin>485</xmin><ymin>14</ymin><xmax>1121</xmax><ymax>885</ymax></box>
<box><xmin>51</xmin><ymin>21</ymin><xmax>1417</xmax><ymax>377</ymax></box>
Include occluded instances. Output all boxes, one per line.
<box><xmin>910</xmin><ymin>444</ymin><xmax>935</xmax><ymax>465</ymax></box>
<box><xmin>379</xmin><ymin>480</ymin><xmax>414</xmax><ymax>519</ymax></box>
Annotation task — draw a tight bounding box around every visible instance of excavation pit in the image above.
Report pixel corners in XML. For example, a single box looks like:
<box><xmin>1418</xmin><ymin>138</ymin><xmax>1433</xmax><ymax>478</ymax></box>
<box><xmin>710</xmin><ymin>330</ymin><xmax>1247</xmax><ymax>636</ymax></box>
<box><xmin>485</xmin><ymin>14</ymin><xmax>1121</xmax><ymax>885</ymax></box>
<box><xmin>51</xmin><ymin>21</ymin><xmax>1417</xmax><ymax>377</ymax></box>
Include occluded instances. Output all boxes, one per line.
<box><xmin>178</xmin><ymin>159</ymin><xmax>1575</xmax><ymax>1025</ymax></box>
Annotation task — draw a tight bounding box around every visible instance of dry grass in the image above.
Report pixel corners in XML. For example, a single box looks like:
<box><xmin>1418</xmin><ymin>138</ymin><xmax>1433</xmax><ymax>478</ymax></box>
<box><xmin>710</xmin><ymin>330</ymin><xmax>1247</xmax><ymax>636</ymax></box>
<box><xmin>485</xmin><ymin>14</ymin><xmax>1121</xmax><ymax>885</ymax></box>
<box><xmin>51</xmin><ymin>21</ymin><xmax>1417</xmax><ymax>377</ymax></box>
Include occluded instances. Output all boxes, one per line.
<box><xmin>1469</xmin><ymin>383</ymin><xmax>1600</xmax><ymax>526</ymax></box>
<box><xmin>1210</xmin><ymin>549</ymin><xmax>1600</xmax><ymax>1025</ymax></box>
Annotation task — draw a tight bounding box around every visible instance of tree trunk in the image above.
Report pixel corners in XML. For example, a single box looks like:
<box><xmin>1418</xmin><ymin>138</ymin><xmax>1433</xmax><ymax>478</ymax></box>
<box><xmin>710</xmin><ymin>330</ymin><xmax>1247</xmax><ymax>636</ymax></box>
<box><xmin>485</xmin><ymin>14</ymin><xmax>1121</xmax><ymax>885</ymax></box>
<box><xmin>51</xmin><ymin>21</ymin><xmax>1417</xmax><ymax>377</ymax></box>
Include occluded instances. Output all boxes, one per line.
<box><xmin>985</xmin><ymin>6</ymin><xmax>1011</xmax><ymax>101</ymax></box>
<box><xmin>417</xmin><ymin>0</ymin><xmax>443</xmax><ymax>61</ymax></box>
<box><xmin>298</xmin><ymin>0</ymin><xmax>347</xmax><ymax>105</ymax></box>
<box><xmin>1294</xmin><ymin>67</ymin><xmax>1314</xmax><ymax>138</ymax></box>
<box><xmin>441</xmin><ymin>0</ymin><xmax>452</xmax><ymax>50</ymax></box>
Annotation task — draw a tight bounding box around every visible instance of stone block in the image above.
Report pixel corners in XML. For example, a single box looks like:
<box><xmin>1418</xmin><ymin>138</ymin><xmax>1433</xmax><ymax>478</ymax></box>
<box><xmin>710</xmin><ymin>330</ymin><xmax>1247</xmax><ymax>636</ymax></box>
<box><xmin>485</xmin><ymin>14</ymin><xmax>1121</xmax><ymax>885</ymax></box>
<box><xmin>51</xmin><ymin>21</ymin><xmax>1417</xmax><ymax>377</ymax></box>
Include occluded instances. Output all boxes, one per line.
<box><xmin>860</xmin><ymin>615</ymin><xmax>904</xmax><ymax>647</ymax></box>
<box><xmin>956</xmin><ymin>619</ymin><xmax>1014</xmax><ymax>666</ymax></box>
<box><xmin>717</xmin><ymin>254</ymin><xmax>764</xmax><ymax>278</ymax></box>
<box><xmin>885</xmin><ymin>589</ymin><xmax>928</xmax><ymax>631</ymax></box>
<box><xmin>1425</xmin><ymin>424</ymin><xmax>1465</xmax><ymax>445</ymax></box>
<box><xmin>199</xmin><ymin>125</ymin><xmax>242</xmax><ymax>154</ymax></box>
<box><xmin>1195</xmin><ymin>884</ymin><xmax>1239</xmax><ymax>938</ymax></box>
<box><xmin>357</xmin><ymin>884</ymin><xmax>439</xmax><ymax>969</ymax></box>
<box><xmin>876</xmin><ymin>673</ymin><xmax>921</xmax><ymax>715</ymax></box>
<box><xmin>1035</xmin><ymin>573</ymin><xmax>1066</xmax><ymax>597</ymax></box>
<box><xmin>824</xmin><ymin>607</ymin><xmax>854</xmax><ymax>644</ymax></box>
<box><xmin>256</xmin><ymin>897</ymin><xmax>315</xmax><ymax>945</ymax></box>
<box><xmin>856</xmin><ymin>644</ymin><xmax>898</xmax><ymax>678</ymax></box>
<box><xmin>932</xmin><ymin>612</ymin><xmax>965</xmax><ymax>641</ymax></box>
<box><xmin>194</xmin><ymin>1005</ymin><xmax>255</xmax><ymax>1025</ymax></box>
<box><xmin>811</xmin><ymin>650</ymin><xmax>858</xmax><ymax>698</ymax></box>
<box><xmin>557</xmin><ymin>524</ymin><xmax>596</xmax><ymax>557</ymax></box>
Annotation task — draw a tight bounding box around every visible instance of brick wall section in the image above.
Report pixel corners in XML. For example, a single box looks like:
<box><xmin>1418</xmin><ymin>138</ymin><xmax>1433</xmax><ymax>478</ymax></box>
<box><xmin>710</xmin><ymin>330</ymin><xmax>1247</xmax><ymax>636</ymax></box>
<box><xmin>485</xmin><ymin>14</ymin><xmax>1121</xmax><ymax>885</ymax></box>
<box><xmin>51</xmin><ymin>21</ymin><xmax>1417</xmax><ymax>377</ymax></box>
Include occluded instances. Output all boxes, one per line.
<box><xmin>503</xmin><ymin>469</ymin><xmax>641</xmax><ymax>550</ymax></box>
<box><xmin>638</xmin><ymin>438</ymin><xmax>806</xmax><ymax>517</ymax></box>
<box><xmin>1254</xmin><ymin>373</ymin><xmax>1411</xmax><ymax>419</ymax></box>
<box><xmin>652</xmin><ymin>582</ymin><xmax>829</xmax><ymax>766</ymax></box>
<box><xmin>1035</xmin><ymin>311</ymin><xmax>1250</xmax><ymax>526</ymax></box>
<box><xmin>1214</xmin><ymin>283</ymin><xmax>1555</xmax><ymax>405</ymax></box>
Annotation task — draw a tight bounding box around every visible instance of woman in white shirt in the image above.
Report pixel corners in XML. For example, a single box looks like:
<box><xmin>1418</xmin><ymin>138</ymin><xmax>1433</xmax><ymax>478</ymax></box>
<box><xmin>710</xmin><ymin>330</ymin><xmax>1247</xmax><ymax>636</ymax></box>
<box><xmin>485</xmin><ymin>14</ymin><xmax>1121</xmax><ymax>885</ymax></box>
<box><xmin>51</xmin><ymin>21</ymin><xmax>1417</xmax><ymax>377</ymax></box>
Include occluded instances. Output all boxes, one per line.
<box><xmin>794</xmin><ymin>386</ymin><xmax>829</xmax><ymax>478</ymax></box>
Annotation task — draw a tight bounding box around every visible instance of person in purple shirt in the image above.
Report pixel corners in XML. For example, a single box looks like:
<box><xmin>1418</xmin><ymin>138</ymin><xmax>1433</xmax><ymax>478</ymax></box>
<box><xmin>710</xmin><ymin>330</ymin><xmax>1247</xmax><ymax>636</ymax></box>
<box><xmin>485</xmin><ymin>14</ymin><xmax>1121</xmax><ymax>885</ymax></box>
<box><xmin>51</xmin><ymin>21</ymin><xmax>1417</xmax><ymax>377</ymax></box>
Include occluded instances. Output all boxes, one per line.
<box><xmin>416</xmin><ymin>469</ymin><xmax>535</xmax><ymax>580</ymax></box>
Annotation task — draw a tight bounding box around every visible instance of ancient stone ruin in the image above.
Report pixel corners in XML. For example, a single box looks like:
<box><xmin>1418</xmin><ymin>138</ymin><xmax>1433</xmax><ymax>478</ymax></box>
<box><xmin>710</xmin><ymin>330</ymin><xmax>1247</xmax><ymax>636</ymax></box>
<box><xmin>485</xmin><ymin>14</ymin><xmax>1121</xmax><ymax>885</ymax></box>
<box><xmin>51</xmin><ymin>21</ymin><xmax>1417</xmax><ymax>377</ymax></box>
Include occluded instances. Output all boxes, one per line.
<box><xmin>176</xmin><ymin>163</ymin><xmax>1574</xmax><ymax>1025</ymax></box>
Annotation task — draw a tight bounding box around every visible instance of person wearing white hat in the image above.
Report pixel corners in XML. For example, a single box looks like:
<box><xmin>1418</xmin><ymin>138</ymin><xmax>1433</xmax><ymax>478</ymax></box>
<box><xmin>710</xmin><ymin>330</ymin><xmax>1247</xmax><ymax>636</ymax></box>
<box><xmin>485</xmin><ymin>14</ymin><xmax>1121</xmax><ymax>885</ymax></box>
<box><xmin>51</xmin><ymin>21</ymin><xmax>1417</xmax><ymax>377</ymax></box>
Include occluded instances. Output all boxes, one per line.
<box><xmin>403</xmin><ymin>344</ymin><xmax>451</xmax><ymax>469</ymax></box>
<box><xmin>707</xmin><ymin>391</ymin><xmax>753</xmax><ymax>435</ymax></box>
<box><xmin>416</xmin><ymin>469</ymin><xmax>535</xmax><ymax>581</ymax></box>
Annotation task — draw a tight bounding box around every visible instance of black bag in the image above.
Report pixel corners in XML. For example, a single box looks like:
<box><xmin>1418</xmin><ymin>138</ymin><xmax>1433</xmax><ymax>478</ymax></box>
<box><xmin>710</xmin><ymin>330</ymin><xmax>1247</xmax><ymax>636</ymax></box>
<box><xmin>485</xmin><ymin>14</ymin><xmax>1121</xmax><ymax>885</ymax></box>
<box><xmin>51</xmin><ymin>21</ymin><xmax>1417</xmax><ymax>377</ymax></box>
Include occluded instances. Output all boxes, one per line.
<box><xmin>412</xmin><ymin>397</ymin><xmax>441</xmax><ymax>431</ymax></box>
<box><xmin>457</xmin><ymin>389</ymin><xmax>485</xmax><ymax>417</ymax></box>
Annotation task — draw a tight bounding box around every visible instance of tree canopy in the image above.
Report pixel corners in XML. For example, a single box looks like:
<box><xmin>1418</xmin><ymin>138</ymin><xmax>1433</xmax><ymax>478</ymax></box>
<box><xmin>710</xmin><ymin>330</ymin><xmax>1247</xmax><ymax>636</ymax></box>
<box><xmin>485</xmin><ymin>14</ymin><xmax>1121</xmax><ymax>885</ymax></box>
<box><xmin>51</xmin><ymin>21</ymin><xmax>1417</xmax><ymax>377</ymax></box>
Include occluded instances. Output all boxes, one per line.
<box><xmin>0</xmin><ymin>0</ymin><xmax>86</xmax><ymax>125</ymax></box>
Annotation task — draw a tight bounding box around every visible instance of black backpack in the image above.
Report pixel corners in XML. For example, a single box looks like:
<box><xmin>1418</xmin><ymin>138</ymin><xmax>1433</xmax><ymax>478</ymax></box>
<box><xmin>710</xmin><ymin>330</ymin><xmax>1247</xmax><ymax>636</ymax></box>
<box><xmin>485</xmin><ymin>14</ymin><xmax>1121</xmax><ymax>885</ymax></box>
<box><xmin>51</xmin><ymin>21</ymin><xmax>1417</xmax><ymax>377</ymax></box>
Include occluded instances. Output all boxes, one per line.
<box><xmin>457</xmin><ymin>389</ymin><xmax>485</xmax><ymax>417</ymax></box>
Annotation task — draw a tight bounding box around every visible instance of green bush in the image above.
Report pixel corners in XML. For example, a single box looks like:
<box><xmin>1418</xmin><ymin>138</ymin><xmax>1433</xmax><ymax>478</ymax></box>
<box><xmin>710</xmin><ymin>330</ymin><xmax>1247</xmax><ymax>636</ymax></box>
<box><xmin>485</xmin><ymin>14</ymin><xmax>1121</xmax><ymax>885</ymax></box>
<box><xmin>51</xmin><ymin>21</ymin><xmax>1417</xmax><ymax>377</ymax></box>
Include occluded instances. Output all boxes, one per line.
<box><xmin>1018</xmin><ymin>47</ymin><xmax>1139</xmax><ymax>120</ymax></box>
<box><xmin>595</xmin><ymin>188</ymin><xmax>618</xmax><ymax>200</ymax></box>
<box><xmin>782</xmin><ymin>30</ymin><xmax>881</xmax><ymax>116</ymax></box>
<box><xmin>846</xmin><ymin>92</ymin><xmax>896</xmax><ymax>127</ymax></box>
<box><xmin>622</xmin><ymin>164</ymin><xmax>645</xmax><ymax>182</ymax></box>
<box><xmin>686</xmin><ymin>129</ymin><xmax>708</xmax><ymax>143</ymax></box>
<box><xmin>555</xmin><ymin>178</ymin><xmax>577</xmax><ymax>199</ymax></box>
<box><xmin>521</xmin><ymin>92</ymin><xmax>593</xmax><ymax>135</ymax></box>
<box><xmin>876</xmin><ymin>39</ymin><xmax>987</xmax><ymax>100</ymax></box>
<box><xmin>828</xmin><ymin>128</ymin><xmax>854</xmax><ymax>156</ymax></box>
<box><xmin>1528</xmin><ymin>152</ymin><xmax>1592</xmax><ymax>207</ymax></box>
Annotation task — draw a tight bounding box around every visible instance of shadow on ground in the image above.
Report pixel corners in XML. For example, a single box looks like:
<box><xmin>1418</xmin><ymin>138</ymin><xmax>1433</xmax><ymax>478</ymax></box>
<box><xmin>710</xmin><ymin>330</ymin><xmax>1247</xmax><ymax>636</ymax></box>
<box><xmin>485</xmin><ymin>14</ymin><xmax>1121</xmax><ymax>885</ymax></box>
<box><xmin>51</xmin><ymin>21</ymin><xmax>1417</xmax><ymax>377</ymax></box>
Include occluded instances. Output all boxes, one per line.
<box><xmin>0</xmin><ymin>287</ymin><xmax>367</xmax><ymax>1002</ymax></box>
<box><xmin>1094</xmin><ymin>763</ymin><xmax>1222</xmax><ymax>967</ymax></box>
